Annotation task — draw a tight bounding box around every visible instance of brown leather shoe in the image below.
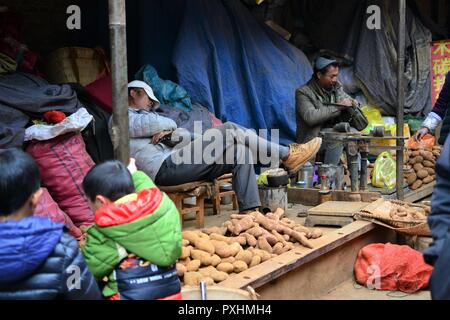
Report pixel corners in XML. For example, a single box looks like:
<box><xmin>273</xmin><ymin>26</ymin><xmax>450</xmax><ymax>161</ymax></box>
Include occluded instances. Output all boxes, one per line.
<box><xmin>283</xmin><ymin>137</ymin><xmax>322</xmax><ymax>174</ymax></box>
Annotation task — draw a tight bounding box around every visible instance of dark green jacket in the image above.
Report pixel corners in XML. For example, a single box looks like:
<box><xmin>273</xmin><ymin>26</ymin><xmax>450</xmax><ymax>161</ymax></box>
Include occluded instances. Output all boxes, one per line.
<box><xmin>295</xmin><ymin>78</ymin><xmax>357</xmax><ymax>144</ymax></box>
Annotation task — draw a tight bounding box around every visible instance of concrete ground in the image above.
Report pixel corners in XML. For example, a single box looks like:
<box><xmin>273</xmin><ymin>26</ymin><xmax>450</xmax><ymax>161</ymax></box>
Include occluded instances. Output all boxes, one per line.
<box><xmin>181</xmin><ymin>200</ymin><xmax>432</xmax><ymax>300</ymax></box>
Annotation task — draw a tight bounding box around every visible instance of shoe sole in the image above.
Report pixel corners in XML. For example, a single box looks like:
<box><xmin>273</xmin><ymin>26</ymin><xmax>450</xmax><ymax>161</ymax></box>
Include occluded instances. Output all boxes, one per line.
<box><xmin>288</xmin><ymin>138</ymin><xmax>322</xmax><ymax>175</ymax></box>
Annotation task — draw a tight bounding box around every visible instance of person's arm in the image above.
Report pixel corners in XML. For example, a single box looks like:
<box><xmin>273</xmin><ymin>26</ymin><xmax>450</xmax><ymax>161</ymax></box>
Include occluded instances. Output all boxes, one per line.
<box><xmin>296</xmin><ymin>89</ymin><xmax>342</xmax><ymax>127</ymax></box>
<box><xmin>128</xmin><ymin>109</ymin><xmax>177</xmax><ymax>138</ymax></box>
<box><xmin>424</xmin><ymin>137</ymin><xmax>450</xmax><ymax>266</ymax></box>
<box><xmin>132</xmin><ymin>170</ymin><xmax>157</xmax><ymax>191</ymax></box>
<box><xmin>432</xmin><ymin>72</ymin><xmax>450</xmax><ymax>120</ymax></box>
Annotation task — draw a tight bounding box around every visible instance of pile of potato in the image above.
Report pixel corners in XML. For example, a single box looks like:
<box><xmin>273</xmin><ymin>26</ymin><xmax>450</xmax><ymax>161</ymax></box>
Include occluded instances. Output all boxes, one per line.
<box><xmin>177</xmin><ymin>209</ymin><xmax>323</xmax><ymax>287</ymax></box>
<box><xmin>405</xmin><ymin>146</ymin><xmax>442</xmax><ymax>190</ymax></box>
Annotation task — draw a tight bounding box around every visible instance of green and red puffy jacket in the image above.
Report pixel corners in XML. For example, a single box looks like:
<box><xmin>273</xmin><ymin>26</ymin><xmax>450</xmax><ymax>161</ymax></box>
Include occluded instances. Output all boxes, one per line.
<box><xmin>82</xmin><ymin>171</ymin><xmax>182</xmax><ymax>296</ymax></box>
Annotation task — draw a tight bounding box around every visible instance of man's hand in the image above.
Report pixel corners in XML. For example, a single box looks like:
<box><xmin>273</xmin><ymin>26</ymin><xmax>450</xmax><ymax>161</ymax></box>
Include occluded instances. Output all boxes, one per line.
<box><xmin>337</xmin><ymin>98</ymin><xmax>354</xmax><ymax>107</ymax></box>
<box><xmin>127</xmin><ymin>158</ymin><xmax>137</xmax><ymax>174</ymax></box>
<box><xmin>151</xmin><ymin>130</ymin><xmax>173</xmax><ymax>144</ymax></box>
<box><xmin>414</xmin><ymin>127</ymin><xmax>430</xmax><ymax>142</ymax></box>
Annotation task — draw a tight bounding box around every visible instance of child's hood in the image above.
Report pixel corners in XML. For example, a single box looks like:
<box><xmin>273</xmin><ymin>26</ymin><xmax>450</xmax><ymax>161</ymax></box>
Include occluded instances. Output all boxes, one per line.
<box><xmin>94</xmin><ymin>188</ymin><xmax>163</xmax><ymax>228</ymax></box>
<box><xmin>0</xmin><ymin>216</ymin><xmax>63</xmax><ymax>284</ymax></box>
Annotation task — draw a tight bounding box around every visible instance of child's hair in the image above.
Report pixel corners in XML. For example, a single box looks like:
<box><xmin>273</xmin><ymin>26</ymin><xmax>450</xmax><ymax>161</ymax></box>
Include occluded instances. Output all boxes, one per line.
<box><xmin>0</xmin><ymin>149</ymin><xmax>41</xmax><ymax>216</ymax></box>
<box><xmin>83</xmin><ymin>160</ymin><xmax>135</xmax><ymax>202</ymax></box>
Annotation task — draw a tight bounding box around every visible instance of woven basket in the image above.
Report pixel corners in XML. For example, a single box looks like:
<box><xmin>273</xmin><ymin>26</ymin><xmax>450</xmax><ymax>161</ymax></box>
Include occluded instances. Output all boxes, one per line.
<box><xmin>354</xmin><ymin>212</ymin><xmax>431</xmax><ymax>236</ymax></box>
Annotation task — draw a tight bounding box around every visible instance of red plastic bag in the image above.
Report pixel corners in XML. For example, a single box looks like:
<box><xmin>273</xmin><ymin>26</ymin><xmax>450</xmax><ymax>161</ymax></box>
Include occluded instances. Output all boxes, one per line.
<box><xmin>34</xmin><ymin>187</ymin><xmax>83</xmax><ymax>239</ymax></box>
<box><xmin>27</xmin><ymin>133</ymin><xmax>95</xmax><ymax>228</ymax></box>
<box><xmin>407</xmin><ymin>134</ymin><xmax>436</xmax><ymax>150</ymax></box>
<box><xmin>354</xmin><ymin>243</ymin><xmax>433</xmax><ymax>293</ymax></box>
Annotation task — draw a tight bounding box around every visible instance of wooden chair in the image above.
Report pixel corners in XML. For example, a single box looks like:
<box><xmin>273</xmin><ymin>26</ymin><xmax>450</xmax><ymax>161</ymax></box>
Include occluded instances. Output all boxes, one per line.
<box><xmin>211</xmin><ymin>174</ymin><xmax>238</xmax><ymax>215</ymax></box>
<box><xmin>159</xmin><ymin>181</ymin><xmax>211</xmax><ymax>228</ymax></box>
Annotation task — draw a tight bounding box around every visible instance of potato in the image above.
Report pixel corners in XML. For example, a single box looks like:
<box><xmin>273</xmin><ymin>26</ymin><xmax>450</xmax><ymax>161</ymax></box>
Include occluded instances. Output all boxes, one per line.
<box><xmin>180</xmin><ymin>246</ymin><xmax>191</xmax><ymax>259</ymax></box>
<box><xmin>413</xmin><ymin>163</ymin><xmax>424</xmax><ymax>172</ymax></box>
<box><xmin>433</xmin><ymin>150</ymin><xmax>441</xmax><ymax>157</ymax></box>
<box><xmin>211</xmin><ymin>254</ymin><xmax>221</xmax><ymax>267</ymax></box>
<box><xmin>257</xmin><ymin>237</ymin><xmax>273</xmax><ymax>253</ymax></box>
<box><xmin>410</xmin><ymin>180</ymin><xmax>423</xmax><ymax>190</ymax></box>
<box><xmin>233</xmin><ymin>261</ymin><xmax>248</xmax><ymax>273</ymax></box>
<box><xmin>309</xmin><ymin>228</ymin><xmax>322</xmax><ymax>239</ymax></box>
<box><xmin>202</xmin><ymin>226</ymin><xmax>227</xmax><ymax>236</ymax></box>
<box><xmin>235</xmin><ymin>250</ymin><xmax>253</xmax><ymax>265</ymax></box>
<box><xmin>411</xmin><ymin>150</ymin><xmax>421</xmax><ymax>157</ymax></box>
<box><xmin>417</xmin><ymin>170</ymin><xmax>429</xmax><ymax>179</ymax></box>
<box><xmin>410</xmin><ymin>156</ymin><xmax>424</xmax><ymax>165</ymax></box>
<box><xmin>198</xmin><ymin>266</ymin><xmax>229</xmax><ymax>282</ymax></box>
<box><xmin>242</xmin><ymin>233</ymin><xmax>257</xmax><ymax>247</ymax></box>
<box><xmin>419</xmin><ymin>150</ymin><xmax>434</xmax><ymax>161</ymax></box>
<box><xmin>405</xmin><ymin>172</ymin><xmax>417</xmax><ymax>186</ymax></box>
<box><xmin>199</xmin><ymin>277</ymin><xmax>215</xmax><ymax>286</ymax></box>
<box><xmin>423</xmin><ymin>176</ymin><xmax>435</xmax><ymax>184</ymax></box>
<box><xmin>186</xmin><ymin>259</ymin><xmax>201</xmax><ymax>272</ymax></box>
<box><xmin>272</xmin><ymin>243</ymin><xmax>284</xmax><ymax>255</ymax></box>
<box><xmin>249</xmin><ymin>255</ymin><xmax>262</xmax><ymax>268</ymax></box>
<box><xmin>194</xmin><ymin>238</ymin><xmax>215</xmax><ymax>255</ymax></box>
<box><xmin>252</xmin><ymin>248</ymin><xmax>272</xmax><ymax>262</ymax></box>
<box><xmin>425</xmin><ymin>168</ymin><xmax>435</xmax><ymax>176</ymax></box>
<box><xmin>184</xmin><ymin>272</ymin><xmax>202</xmax><ymax>286</ymax></box>
<box><xmin>191</xmin><ymin>249</ymin><xmax>212</xmax><ymax>266</ymax></box>
<box><xmin>182</xmin><ymin>231</ymin><xmax>199</xmax><ymax>244</ymax></box>
<box><xmin>176</xmin><ymin>263</ymin><xmax>187</xmax><ymax>277</ymax></box>
<box><xmin>217</xmin><ymin>262</ymin><xmax>234</xmax><ymax>273</ymax></box>
<box><xmin>423</xmin><ymin>160</ymin><xmax>435</xmax><ymax>168</ymax></box>
<box><xmin>221</xmin><ymin>257</ymin><xmax>236</xmax><ymax>264</ymax></box>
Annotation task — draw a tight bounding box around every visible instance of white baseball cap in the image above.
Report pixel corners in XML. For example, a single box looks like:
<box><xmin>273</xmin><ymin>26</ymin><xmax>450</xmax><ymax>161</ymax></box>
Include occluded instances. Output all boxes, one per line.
<box><xmin>128</xmin><ymin>80</ymin><xmax>160</xmax><ymax>109</ymax></box>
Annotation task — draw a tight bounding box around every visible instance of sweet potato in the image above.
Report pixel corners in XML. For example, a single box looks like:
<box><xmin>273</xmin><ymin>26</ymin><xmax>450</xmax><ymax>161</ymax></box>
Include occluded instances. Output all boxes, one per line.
<box><xmin>410</xmin><ymin>156</ymin><xmax>424</xmax><ymax>165</ymax></box>
<box><xmin>423</xmin><ymin>160</ymin><xmax>435</xmax><ymax>168</ymax></box>
<box><xmin>221</xmin><ymin>257</ymin><xmax>236</xmax><ymax>264</ymax></box>
<box><xmin>423</xmin><ymin>176</ymin><xmax>435</xmax><ymax>184</ymax></box>
<box><xmin>211</xmin><ymin>254</ymin><xmax>221</xmax><ymax>267</ymax></box>
<box><xmin>233</xmin><ymin>261</ymin><xmax>248</xmax><ymax>273</ymax></box>
<box><xmin>211</xmin><ymin>240</ymin><xmax>233</xmax><ymax>258</ymax></box>
<box><xmin>251</xmin><ymin>248</ymin><xmax>272</xmax><ymax>262</ymax></box>
<box><xmin>181</xmin><ymin>246</ymin><xmax>191</xmax><ymax>259</ymax></box>
<box><xmin>231</xmin><ymin>216</ymin><xmax>255</xmax><ymax>235</ymax></box>
<box><xmin>425</xmin><ymin>168</ymin><xmax>435</xmax><ymax>176</ymax></box>
<box><xmin>246</xmin><ymin>226</ymin><xmax>264</xmax><ymax>238</ymax></box>
<box><xmin>216</xmin><ymin>262</ymin><xmax>235</xmax><ymax>273</ymax></box>
<box><xmin>411</xmin><ymin>150</ymin><xmax>421</xmax><ymax>157</ymax></box>
<box><xmin>272</xmin><ymin>243</ymin><xmax>284</xmax><ymax>255</ymax></box>
<box><xmin>202</xmin><ymin>226</ymin><xmax>227</xmax><ymax>236</ymax></box>
<box><xmin>235</xmin><ymin>250</ymin><xmax>253</xmax><ymax>265</ymax></box>
<box><xmin>242</xmin><ymin>233</ymin><xmax>257</xmax><ymax>247</ymax></box>
<box><xmin>410</xmin><ymin>180</ymin><xmax>423</xmax><ymax>190</ymax></box>
<box><xmin>191</xmin><ymin>249</ymin><xmax>212</xmax><ymax>266</ymax></box>
<box><xmin>260</xmin><ymin>229</ymin><xmax>279</xmax><ymax>246</ymax></box>
<box><xmin>310</xmin><ymin>228</ymin><xmax>323</xmax><ymax>239</ymax></box>
<box><xmin>182</xmin><ymin>231</ymin><xmax>199</xmax><ymax>244</ymax></box>
<box><xmin>417</xmin><ymin>170</ymin><xmax>429</xmax><ymax>179</ymax></box>
<box><xmin>419</xmin><ymin>150</ymin><xmax>434</xmax><ymax>161</ymax></box>
<box><xmin>249</xmin><ymin>255</ymin><xmax>262</xmax><ymax>268</ymax></box>
<box><xmin>405</xmin><ymin>172</ymin><xmax>417</xmax><ymax>186</ymax></box>
<box><xmin>257</xmin><ymin>237</ymin><xmax>273</xmax><ymax>253</ymax></box>
<box><xmin>282</xmin><ymin>228</ymin><xmax>314</xmax><ymax>249</ymax></box>
<box><xmin>413</xmin><ymin>163</ymin><xmax>424</xmax><ymax>172</ymax></box>
<box><xmin>193</xmin><ymin>230</ymin><xmax>210</xmax><ymax>239</ymax></box>
<box><xmin>184</xmin><ymin>272</ymin><xmax>202</xmax><ymax>286</ymax></box>
<box><xmin>271</xmin><ymin>230</ymin><xmax>288</xmax><ymax>246</ymax></box>
<box><xmin>198</xmin><ymin>266</ymin><xmax>229</xmax><ymax>282</ymax></box>
<box><xmin>194</xmin><ymin>238</ymin><xmax>215</xmax><ymax>255</ymax></box>
<box><xmin>176</xmin><ymin>263</ymin><xmax>187</xmax><ymax>277</ymax></box>
<box><xmin>186</xmin><ymin>259</ymin><xmax>201</xmax><ymax>272</ymax></box>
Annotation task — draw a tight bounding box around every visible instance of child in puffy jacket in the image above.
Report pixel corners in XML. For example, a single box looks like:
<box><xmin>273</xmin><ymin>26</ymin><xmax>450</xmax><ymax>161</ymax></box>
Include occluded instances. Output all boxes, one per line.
<box><xmin>0</xmin><ymin>149</ymin><xmax>101</xmax><ymax>300</ymax></box>
<box><xmin>81</xmin><ymin>159</ymin><xmax>182</xmax><ymax>300</ymax></box>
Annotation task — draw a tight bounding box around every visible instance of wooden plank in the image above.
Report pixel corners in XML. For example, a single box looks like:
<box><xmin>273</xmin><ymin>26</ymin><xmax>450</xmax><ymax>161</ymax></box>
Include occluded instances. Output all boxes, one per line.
<box><xmin>219</xmin><ymin>221</ymin><xmax>377</xmax><ymax>290</ymax></box>
<box><xmin>307</xmin><ymin>201</ymin><xmax>370</xmax><ymax>217</ymax></box>
<box><xmin>404</xmin><ymin>181</ymin><xmax>436</xmax><ymax>203</ymax></box>
<box><xmin>256</xmin><ymin>227</ymin><xmax>397</xmax><ymax>300</ymax></box>
<box><xmin>288</xmin><ymin>188</ymin><xmax>381</xmax><ymax>206</ymax></box>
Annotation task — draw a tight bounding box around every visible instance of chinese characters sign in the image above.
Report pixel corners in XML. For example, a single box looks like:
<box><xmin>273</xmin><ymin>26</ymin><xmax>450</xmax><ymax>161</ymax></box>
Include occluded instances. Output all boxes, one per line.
<box><xmin>431</xmin><ymin>40</ymin><xmax>450</xmax><ymax>106</ymax></box>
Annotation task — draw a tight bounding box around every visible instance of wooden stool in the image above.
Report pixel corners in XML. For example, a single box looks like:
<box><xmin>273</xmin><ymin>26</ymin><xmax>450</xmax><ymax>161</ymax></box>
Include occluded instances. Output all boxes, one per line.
<box><xmin>212</xmin><ymin>174</ymin><xmax>239</xmax><ymax>215</ymax></box>
<box><xmin>159</xmin><ymin>181</ymin><xmax>210</xmax><ymax>228</ymax></box>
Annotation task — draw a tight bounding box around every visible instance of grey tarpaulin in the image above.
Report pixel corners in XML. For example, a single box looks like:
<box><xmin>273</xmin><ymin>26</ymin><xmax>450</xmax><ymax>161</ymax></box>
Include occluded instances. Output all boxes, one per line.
<box><xmin>293</xmin><ymin>0</ymin><xmax>432</xmax><ymax>116</ymax></box>
<box><xmin>0</xmin><ymin>73</ymin><xmax>83</xmax><ymax>148</ymax></box>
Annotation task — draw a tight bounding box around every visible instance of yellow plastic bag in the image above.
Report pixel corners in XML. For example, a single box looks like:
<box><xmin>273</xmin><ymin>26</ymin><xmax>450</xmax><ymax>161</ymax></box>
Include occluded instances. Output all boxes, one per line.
<box><xmin>361</xmin><ymin>105</ymin><xmax>384</xmax><ymax>134</ymax></box>
<box><xmin>372</xmin><ymin>151</ymin><xmax>396</xmax><ymax>189</ymax></box>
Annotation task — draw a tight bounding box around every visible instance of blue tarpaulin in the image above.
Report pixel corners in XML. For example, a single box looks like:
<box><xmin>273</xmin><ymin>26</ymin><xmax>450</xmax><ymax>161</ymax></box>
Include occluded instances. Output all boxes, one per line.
<box><xmin>173</xmin><ymin>0</ymin><xmax>312</xmax><ymax>144</ymax></box>
<box><xmin>76</xmin><ymin>0</ymin><xmax>312</xmax><ymax>144</ymax></box>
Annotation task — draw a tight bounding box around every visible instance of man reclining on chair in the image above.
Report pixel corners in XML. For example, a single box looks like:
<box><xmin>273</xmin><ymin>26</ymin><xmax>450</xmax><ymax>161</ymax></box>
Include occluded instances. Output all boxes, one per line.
<box><xmin>125</xmin><ymin>80</ymin><xmax>322</xmax><ymax>214</ymax></box>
